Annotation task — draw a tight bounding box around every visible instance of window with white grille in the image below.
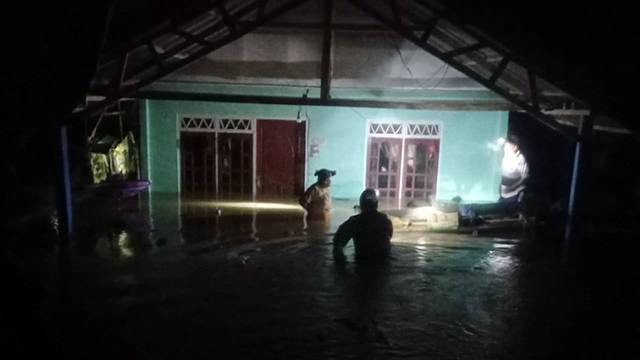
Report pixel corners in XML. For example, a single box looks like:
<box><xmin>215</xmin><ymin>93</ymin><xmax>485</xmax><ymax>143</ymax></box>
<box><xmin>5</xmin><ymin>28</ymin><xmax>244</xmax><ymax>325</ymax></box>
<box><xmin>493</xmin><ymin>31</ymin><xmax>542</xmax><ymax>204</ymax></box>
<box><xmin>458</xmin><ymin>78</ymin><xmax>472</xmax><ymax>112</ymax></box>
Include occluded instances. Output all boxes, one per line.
<box><xmin>180</xmin><ymin>117</ymin><xmax>254</xmax><ymax>133</ymax></box>
<box><xmin>368</xmin><ymin>121</ymin><xmax>441</xmax><ymax>138</ymax></box>
<box><xmin>181</xmin><ymin>117</ymin><xmax>215</xmax><ymax>132</ymax></box>
<box><xmin>407</xmin><ymin>123</ymin><xmax>440</xmax><ymax>138</ymax></box>
<box><xmin>219</xmin><ymin>118</ymin><xmax>252</xmax><ymax>132</ymax></box>
<box><xmin>369</xmin><ymin>123</ymin><xmax>403</xmax><ymax>137</ymax></box>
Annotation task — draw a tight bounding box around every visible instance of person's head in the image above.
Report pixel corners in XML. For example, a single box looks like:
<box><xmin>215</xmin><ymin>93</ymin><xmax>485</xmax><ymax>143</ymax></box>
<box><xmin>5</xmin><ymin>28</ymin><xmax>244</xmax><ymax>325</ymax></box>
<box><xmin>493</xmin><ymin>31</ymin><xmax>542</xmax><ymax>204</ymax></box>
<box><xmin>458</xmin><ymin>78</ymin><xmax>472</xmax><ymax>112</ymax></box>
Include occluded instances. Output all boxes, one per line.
<box><xmin>315</xmin><ymin>168</ymin><xmax>336</xmax><ymax>187</ymax></box>
<box><xmin>505</xmin><ymin>134</ymin><xmax>521</xmax><ymax>154</ymax></box>
<box><xmin>359</xmin><ymin>188</ymin><xmax>379</xmax><ymax>212</ymax></box>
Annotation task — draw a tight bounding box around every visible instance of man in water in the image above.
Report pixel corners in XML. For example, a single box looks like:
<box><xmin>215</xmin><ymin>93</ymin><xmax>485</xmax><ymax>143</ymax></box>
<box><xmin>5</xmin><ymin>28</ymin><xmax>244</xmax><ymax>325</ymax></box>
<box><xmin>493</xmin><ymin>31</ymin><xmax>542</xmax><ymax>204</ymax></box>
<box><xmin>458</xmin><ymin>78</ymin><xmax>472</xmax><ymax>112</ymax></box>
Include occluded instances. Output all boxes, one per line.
<box><xmin>333</xmin><ymin>189</ymin><xmax>393</xmax><ymax>263</ymax></box>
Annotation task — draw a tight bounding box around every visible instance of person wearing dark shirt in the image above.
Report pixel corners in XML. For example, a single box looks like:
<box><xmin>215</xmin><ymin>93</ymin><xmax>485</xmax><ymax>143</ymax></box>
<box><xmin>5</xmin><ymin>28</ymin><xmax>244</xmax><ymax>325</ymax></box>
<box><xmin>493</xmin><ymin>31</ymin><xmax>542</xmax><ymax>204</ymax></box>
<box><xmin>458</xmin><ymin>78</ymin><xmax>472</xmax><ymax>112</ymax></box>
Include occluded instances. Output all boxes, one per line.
<box><xmin>333</xmin><ymin>188</ymin><xmax>393</xmax><ymax>263</ymax></box>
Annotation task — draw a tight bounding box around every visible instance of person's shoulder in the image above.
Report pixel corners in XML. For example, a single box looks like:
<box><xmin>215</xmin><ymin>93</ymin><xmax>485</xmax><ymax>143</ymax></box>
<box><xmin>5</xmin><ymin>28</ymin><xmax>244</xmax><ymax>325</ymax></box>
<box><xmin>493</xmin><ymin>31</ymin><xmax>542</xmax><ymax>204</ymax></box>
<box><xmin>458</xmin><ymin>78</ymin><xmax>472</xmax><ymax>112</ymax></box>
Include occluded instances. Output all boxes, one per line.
<box><xmin>375</xmin><ymin>211</ymin><xmax>391</xmax><ymax>220</ymax></box>
<box><xmin>357</xmin><ymin>211</ymin><xmax>392</xmax><ymax>223</ymax></box>
<box><xmin>337</xmin><ymin>214</ymin><xmax>358</xmax><ymax>230</ymax></box>
<box><xmin>518</xmin><ymin>152</ymin><xmax>528</xmax><ymax>162</ymax></box>
<box><xmin>375</xmin><ymin>211</ymin><xmax>393</xmax><ymax>226</ymax></box>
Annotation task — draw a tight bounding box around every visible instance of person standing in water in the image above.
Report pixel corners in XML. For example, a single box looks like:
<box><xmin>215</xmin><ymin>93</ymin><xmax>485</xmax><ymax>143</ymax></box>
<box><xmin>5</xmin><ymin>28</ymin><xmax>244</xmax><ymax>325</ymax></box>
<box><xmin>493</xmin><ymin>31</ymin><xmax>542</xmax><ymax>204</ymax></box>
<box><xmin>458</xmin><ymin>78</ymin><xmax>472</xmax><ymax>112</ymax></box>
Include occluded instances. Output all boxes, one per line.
<box><xmin>300</xmin><ymin>169</ymin><xmax>336</xmax><ymax>230</ymax></box>
<box><xmin>333</xmin><ymin>188</ymin><xmax>393</xmax><ymax>264</ymax></box>
<box><xmin>499</xmin><ymin>135</ymin><xmax>529</xmax><ymax>218</ymax></box>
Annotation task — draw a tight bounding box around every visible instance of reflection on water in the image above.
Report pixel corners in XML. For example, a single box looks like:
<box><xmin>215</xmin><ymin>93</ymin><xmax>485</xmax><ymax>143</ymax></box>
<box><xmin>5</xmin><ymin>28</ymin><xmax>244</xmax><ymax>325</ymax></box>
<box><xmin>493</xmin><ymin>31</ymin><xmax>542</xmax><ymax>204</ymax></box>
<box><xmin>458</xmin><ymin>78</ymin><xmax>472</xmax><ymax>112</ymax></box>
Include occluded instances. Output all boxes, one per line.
<box><xmin>484</xmin><ymin>244</ymin><xmax>518</xmax><ymax>274</ymax></box>
<box><xmin>49</xmin><ymin>193</ymin><xmax>633</xmax><ymax>359</ymax></box>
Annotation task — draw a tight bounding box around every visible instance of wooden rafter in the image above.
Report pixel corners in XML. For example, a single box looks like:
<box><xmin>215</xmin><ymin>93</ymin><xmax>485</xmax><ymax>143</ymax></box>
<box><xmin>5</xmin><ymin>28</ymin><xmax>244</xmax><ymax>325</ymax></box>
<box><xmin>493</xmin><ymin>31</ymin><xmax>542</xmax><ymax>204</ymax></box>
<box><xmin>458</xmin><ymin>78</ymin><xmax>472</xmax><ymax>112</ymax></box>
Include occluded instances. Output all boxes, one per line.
<box><xmin>74</xmin><ymin>0</ymin><xmax>313</xmax><ymax>121</ymax></box>
<box><xmin>344</xmin><ymin>0</ymin><xmax>581</xmax><ymax>139</ymax></box>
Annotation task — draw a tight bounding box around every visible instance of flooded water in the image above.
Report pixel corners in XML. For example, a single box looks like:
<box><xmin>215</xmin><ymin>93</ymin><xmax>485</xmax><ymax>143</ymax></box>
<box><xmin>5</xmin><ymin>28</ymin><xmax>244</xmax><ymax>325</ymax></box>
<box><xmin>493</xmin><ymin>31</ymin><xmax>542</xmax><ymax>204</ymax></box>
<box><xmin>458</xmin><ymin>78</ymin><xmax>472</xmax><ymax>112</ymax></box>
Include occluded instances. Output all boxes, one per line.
<box><xmin>5</xmin><ymin>193</ymin><xmax>637</xmax><ymax>359</ymax></box>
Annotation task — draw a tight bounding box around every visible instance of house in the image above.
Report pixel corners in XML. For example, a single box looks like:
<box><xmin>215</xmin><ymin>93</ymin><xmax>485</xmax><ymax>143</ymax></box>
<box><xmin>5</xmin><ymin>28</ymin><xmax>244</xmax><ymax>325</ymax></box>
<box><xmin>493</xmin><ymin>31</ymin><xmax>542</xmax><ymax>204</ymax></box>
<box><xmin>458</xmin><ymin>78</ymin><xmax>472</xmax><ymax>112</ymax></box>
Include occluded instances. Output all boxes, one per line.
<box><xmin>136</xmin><ymin>5</ymin><xmax>512</xmax><ymax>206</ymax></box>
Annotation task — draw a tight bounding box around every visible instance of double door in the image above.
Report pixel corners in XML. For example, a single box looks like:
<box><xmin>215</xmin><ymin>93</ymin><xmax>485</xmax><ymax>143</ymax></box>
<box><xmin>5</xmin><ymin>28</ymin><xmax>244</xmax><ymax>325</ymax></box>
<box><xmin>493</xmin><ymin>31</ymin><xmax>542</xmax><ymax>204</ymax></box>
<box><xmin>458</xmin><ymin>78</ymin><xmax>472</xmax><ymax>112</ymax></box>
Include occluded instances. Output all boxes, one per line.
<box><xmin>181</xmin><ymin>132</ymin><xmax>253</xmax><ymax>199</ymax></box>
<box><xmin>366</xmin><ymin>137</ymin><xmax>439</xmax><ymax>206</ymax></box>
<box><xmin>180</xmin><ymin>119</ymin><xmax>306</xmax><ymax>200</ymax></box>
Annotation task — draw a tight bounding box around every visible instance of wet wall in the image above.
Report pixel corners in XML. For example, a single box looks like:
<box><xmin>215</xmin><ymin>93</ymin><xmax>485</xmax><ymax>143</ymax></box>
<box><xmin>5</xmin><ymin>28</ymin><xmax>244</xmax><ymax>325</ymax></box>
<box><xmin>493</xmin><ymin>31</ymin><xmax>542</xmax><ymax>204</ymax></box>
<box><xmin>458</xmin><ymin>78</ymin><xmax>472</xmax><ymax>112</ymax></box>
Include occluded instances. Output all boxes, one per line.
<box><xmin>140</xmin><ymin>86</ymin><xmax>507</xmax><ymax>201</ymax></box>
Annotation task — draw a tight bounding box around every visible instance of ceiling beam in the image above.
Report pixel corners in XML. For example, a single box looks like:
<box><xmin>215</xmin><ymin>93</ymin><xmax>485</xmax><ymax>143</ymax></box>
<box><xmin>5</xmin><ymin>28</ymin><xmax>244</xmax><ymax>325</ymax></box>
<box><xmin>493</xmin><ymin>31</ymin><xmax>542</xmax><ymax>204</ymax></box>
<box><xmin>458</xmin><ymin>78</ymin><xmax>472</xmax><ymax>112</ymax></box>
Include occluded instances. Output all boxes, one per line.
<box><xmin>320</xmin><ymin>0</ymin><xmax>334</xmax><ymax>101</ymax></box>
<box><xmin>344</xmin><ymin>0</ymin><xmax>577</xmax><ymax>140</ymax></box>
<box><xmin>409</xmin><ymin>0</ymin><xmax>587</xmax><ymax>109</ymax></box>
<box><xmin>528</xmin><ymin>70</ymin><xmax>539</xmax><ymax>111</ymax></box>
<box><xmin>137</xmin><ymin>90</ymin><xmax>518</xmax><ymax>111</ymax></box>
<box><xmin>489</xmin><ymin>57</ymin><xmax>509</xmax><ymax>84</ymax></box>
<box><xmin>73</xmin><ymin>0</ymin><xmax>314</xmax><ymax>122</ymax></box>
<box><xmin>99</xmin><ymin>1</ymin><xmax>236</xmax><ymax>66</ymax></box>
<box><xmin>444</xmin><ymin>42</ymin><xmax>485</xmax><ymax>58</ymax></box>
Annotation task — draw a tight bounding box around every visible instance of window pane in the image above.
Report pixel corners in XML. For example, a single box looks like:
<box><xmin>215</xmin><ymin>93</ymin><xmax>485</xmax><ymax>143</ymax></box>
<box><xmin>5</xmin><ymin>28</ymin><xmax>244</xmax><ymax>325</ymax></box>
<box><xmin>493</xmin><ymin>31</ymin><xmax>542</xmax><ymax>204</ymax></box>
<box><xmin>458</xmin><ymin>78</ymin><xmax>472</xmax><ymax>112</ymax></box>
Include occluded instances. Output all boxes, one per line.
<box><xmin>368</xmin><ymin>175</ymin><xmax>376</xmax><ymax>187</ymax></box>
<box><xmin>378</xmin><ymin>175</ymin><xmax>388</xmax><ymax>188</ymax></box>
<box><xmin>415</xmin><ymin>176</ymin><xmax>425</xmax><ymax>188</ymax></box>
<box><xmin>405</xmin><ymin>176</ymin><xmax>413</xmax><ymax>188</ymax></box>
<box><xmin>416</xmin><ymin>144</ymin><xmax>427</xmax><ymax>173</ymax></box>
<box><xmin>391</xmin><ymin>143</ymin><xmax>400</xmax><ymax>158</ymax></box>
<box><xmin>379</xmin><ymin>142</ymin><xmax>390</xmax><ymax>172</ymax></box>
<box><xmin>406</xmin><ymin>159</ymin><xmax>415</xmax><ymax>173</ymax></box>
<box><xmin>414</xmin><ymin>191</ymin><xmax>424</xmax><ymax>198</ymax></box>
<box><xmin>390</xmin><ymin>176</ymin><xmax>396</xmax><ymax>188</ymax></box>
<box><xmin>389</xmin><ymin>191</ymin><xmax>396</xmax><ymax>198</ymax></box>
<box><xmin>380</xmin><ymin>191</ymin><xmax>388</xmax><ymax>197</ymax></box>
<box><xmin>370</xmin><ymin>143</ymin><xmax>379</xmax><ymax>156</ymax></box>
<box><xmin>369</xmin><ymin>158</ymin><xmax>377</xmax><ymax>171</ymax></box>
<box><xmin>405</xmin><ymin>190</ymin><xmax>411</xmax><ymax>197</ymax></box>
<box><xmin>407</xmin><ymin>143</ymin><xmax>416</xmax><ymax>157</ymax></box>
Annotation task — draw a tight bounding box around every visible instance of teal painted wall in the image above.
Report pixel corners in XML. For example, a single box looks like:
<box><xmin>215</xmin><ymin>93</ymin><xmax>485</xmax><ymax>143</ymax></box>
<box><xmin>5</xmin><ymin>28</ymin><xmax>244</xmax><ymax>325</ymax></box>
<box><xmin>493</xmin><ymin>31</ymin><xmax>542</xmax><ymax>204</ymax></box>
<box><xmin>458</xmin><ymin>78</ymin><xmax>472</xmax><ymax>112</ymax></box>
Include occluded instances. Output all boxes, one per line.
<box><xmin>141</xmin><ymin>99</ymin><xmax>507</xmax><ymax>202</ymax></box>
<box><xmin>436</xmin><ymin>111</ymin><xmax>508</xmax><ymax>202</ymax></box>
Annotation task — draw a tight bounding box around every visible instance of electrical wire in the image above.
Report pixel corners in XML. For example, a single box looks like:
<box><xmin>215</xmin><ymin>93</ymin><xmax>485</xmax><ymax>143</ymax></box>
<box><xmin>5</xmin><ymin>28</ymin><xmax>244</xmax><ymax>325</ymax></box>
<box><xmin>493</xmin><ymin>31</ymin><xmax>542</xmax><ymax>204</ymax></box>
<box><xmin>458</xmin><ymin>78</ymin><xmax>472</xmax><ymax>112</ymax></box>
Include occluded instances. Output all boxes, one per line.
<box><xmin>384</xmin><ymin>32</ymin><xmax>450</xmax><ymax>90</ymax></box>
<box><xmin>386</xmin><ymin>32</ymin><xmax>415</xmax><ymax>79</ymax></box>
<box><xmin>429</xmin><ymin>64</ymin><xmax>450</xmax><ymax>90</ymax></box>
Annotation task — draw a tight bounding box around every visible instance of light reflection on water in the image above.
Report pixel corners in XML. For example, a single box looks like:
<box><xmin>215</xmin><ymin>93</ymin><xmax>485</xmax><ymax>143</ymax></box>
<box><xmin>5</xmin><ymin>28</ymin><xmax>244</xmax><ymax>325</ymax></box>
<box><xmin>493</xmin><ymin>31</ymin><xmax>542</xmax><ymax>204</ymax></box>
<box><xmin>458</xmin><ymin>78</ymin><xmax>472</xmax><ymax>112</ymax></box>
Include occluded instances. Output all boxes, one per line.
<box><xmin>77</xmin><ymin>196</ymin><xmax>522</xmax><ymax>278</ymax></box>
<box><xmin>65</xmin><ymin>195</ymin><xmax>567</xmax><ymax>359</ymax></box>
<box><xmin>116</xmin><ymin>231</ymin><xmax>134</xmax><ymax>258</ymax></box>
<box><xmin>25</xmin><ymin>193</ymin><xmax>631</xmax><ymax>359</ymax></box>
<box><xmin>484</xmin><ymin>250</ymin><xmax>517</xmax><ymax>273</ymax></box>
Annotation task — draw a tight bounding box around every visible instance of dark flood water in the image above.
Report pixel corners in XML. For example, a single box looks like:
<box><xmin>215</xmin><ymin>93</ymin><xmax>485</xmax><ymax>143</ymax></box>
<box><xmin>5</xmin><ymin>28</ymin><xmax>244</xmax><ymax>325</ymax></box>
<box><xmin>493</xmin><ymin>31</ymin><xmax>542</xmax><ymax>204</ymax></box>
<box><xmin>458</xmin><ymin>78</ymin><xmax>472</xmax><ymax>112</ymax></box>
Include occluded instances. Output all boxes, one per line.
<box><xmin>6</xmin><ymin>194</ymin><xmax>638</xmax><ymax>359</ymax></box>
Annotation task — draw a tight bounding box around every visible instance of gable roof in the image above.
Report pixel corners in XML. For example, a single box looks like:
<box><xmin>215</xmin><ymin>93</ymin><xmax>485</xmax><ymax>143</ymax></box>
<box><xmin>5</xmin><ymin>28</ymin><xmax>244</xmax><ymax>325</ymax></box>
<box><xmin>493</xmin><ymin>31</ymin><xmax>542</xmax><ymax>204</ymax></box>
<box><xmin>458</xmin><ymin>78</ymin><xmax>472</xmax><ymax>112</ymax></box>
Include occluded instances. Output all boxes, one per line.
<box><xmin>75</xmin><ymin>0</ymin><xmax>634</xmax><ymax>136</ymax></box>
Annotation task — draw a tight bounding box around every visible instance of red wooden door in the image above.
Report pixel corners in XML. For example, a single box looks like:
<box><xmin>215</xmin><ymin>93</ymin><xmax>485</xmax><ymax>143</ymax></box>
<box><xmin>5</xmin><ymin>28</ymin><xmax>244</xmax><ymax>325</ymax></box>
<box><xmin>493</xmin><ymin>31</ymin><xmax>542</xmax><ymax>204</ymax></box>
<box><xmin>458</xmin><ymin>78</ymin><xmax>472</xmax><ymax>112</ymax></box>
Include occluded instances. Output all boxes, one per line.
<box><xmin>256</xmin><ymin>120</ymin><xmax>306</xmax><ymax>198</ymax></box>
<box><xmin>366</xmin><ymin>138</ymin><xmax>402</xmax><ymax>200</ymax></box>
<box><xmin>403</xmin><ymin>138</ymin><xmax>439</xmax><ymax>204</ymax></box>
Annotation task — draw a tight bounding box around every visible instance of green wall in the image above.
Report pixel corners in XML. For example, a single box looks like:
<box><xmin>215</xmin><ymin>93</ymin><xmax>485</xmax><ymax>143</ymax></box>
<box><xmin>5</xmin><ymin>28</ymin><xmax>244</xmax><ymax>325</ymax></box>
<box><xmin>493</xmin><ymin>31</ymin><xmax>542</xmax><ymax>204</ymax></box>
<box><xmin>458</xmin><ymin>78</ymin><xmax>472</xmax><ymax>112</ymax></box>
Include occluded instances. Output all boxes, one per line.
<box><xmin>141</xmin><ymin>98</ymin><xmax>507</xmax><ymax>202</ymax></box>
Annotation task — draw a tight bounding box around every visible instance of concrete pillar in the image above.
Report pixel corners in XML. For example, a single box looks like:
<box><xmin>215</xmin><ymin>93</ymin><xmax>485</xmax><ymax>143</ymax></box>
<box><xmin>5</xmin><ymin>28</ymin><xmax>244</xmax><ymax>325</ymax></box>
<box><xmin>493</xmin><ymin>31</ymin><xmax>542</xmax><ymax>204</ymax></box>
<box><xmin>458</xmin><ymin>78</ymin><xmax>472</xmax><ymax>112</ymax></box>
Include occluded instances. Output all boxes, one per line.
<box><xmin>564</xmin><ymin>115</ymin><xmax>593</xmax><ymax>242</ymax></box>
<box><xmin>55</xmin><ymin>125</ymin><xmax>73</xmax><ymax>243</ymax></box>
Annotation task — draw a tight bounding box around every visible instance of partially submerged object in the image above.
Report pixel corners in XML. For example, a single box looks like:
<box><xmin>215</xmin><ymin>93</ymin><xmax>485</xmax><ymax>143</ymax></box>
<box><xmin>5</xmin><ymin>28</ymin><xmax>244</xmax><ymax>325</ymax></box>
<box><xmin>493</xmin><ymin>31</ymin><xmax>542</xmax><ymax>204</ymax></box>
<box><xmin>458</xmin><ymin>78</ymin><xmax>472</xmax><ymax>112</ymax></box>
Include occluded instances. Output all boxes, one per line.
<box><xmin>387</xmin><ymin>205</ymin><xmax>459</xmax><ymax>231</ymax></box>
<box><xmin>87</xmin><ymin>132</ymin><xmax>150</xmax><ymax>198</ymax></box>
